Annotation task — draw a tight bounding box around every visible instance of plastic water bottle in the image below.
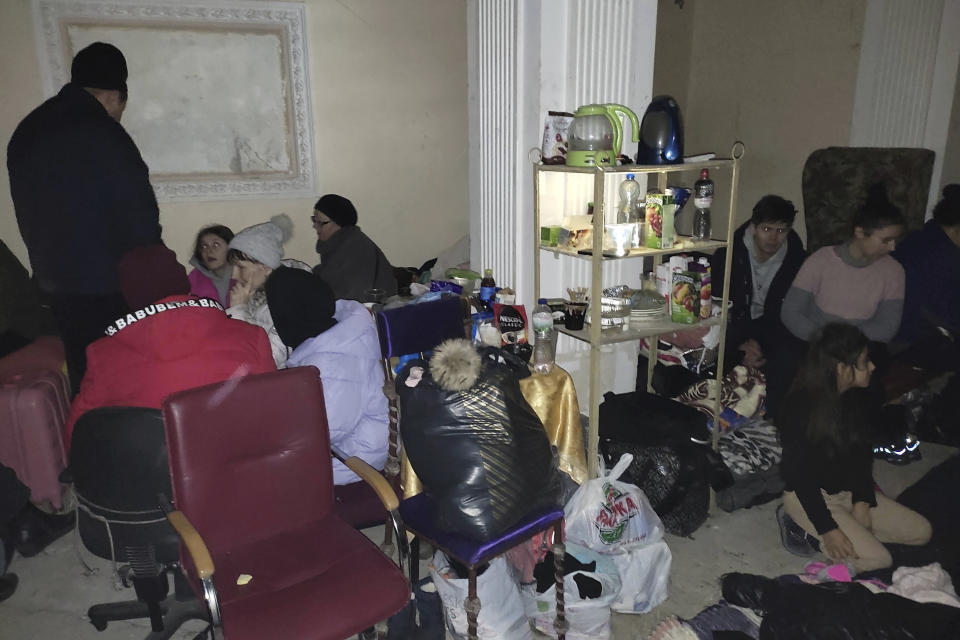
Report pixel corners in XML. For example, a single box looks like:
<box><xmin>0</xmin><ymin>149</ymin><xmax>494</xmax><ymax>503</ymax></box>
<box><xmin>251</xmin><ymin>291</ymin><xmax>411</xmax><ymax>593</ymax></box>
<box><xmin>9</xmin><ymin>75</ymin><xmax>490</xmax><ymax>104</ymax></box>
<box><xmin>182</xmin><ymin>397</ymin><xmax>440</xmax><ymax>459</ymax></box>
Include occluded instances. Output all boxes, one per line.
<box><xmin>693</xmin><ymin>169</ymin><xmax>714</xmax><ymax>241</ymax></box>
<box><xmin>479</xmin><ymin>268</ymin><xmax>497</xmax><ymax>310</ymax></box>
<box><xmin>531</xmin><ymin>298</ymin><xmax>555</xmax><ymax>374</ymax></box>
<box><xmin>617</xmin><ymin>173</ymin><xmax>641</xmax><ymax>224</ymax></box>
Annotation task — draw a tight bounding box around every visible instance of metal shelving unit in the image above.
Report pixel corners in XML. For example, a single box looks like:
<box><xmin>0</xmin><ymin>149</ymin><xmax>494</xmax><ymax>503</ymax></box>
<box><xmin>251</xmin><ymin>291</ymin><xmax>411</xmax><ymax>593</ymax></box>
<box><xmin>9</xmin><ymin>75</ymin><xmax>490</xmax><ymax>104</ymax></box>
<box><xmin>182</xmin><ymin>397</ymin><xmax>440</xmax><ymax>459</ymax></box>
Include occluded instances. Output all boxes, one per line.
<box><xmin>533</xmin><ymin>143</ymin><xmax>745</xmax><ymax>478</ymax></box>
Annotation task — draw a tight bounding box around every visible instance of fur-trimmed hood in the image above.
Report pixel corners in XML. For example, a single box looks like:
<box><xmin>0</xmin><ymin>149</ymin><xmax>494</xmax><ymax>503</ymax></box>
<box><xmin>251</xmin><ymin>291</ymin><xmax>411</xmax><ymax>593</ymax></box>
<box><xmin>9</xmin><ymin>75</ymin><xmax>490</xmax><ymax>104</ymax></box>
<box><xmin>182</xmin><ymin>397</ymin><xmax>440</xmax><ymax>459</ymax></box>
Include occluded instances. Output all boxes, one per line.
<box><xmin>429</xmin><ymin>339</ymin><xmax>482</xmax><ymax>391</ymax></box>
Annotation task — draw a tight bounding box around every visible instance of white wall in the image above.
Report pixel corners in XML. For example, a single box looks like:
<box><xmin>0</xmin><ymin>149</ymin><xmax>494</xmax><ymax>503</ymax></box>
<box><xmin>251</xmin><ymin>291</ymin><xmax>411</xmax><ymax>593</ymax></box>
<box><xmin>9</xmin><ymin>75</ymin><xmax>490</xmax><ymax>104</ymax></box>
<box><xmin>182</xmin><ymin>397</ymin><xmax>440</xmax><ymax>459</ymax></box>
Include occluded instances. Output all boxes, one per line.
<box><xmin>655</xmin><ymin>0</ymin><xmax>867</xmax><ymax>243</ymax></box>
<box><xmin>850</xmin><ymin>0</ymin><xmax>960</xmax><ymax>214</ymax></box>
<box><xmin>0</xmin><ymin>0</ymin><xmax>469</xmax><ymax>273</ymax></box>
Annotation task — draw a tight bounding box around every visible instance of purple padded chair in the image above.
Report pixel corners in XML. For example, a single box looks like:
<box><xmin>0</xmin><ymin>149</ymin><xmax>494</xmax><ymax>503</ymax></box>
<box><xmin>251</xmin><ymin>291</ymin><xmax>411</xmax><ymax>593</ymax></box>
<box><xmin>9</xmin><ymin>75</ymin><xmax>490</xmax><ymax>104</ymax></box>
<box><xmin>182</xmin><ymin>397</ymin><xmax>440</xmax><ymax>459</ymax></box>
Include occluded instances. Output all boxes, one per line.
<box><xmin>377</xmin><ymin>296</ymin><xmax>568</xmax><ymax>640</ymax></box>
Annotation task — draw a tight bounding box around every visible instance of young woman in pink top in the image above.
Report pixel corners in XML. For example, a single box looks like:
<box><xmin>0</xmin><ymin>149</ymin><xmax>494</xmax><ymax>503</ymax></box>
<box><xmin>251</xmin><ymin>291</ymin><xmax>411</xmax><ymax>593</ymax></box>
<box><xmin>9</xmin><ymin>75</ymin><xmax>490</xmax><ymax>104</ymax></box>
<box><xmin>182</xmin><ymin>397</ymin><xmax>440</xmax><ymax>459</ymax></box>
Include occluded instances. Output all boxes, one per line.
<box><xmin>781</xmin><ymin>183</ymin><xmax>907</xmax><ymax>344</ymax></box>
<box><xmin>187</xmin><ymin>224</ymin><xmax>234</xmax><ymax>306</ymax></box>
<box><xmin>769</xmin><ymin>184</ymin><xmax>907</xmax><ymax>417</ymax></box>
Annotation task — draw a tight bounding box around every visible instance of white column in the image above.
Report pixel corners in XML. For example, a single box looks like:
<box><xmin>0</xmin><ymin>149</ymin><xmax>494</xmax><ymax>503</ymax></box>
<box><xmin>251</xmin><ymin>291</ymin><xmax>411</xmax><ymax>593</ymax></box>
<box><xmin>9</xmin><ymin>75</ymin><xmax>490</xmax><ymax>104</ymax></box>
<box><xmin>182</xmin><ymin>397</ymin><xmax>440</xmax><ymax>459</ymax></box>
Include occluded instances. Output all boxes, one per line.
<box><xmin>850</xmin><ymin>0</ymin><xmax>960</xmax><ymax>213</ymax></box>
<box><xmin>468</xmin><ymin>0</ymin><xmax>658</xmax><ymax>397</ymax></box>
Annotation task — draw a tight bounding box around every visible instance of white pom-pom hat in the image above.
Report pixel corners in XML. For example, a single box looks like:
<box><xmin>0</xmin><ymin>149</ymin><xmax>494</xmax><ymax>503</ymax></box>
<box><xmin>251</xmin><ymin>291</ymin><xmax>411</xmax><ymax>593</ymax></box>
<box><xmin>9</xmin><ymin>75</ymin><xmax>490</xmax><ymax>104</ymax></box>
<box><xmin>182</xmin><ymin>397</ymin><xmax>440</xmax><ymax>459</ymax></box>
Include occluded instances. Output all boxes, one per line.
<box><xmin>228</xmin><ymin>213</ymin><xmax>294</xmax><ymax>269</ymax></box>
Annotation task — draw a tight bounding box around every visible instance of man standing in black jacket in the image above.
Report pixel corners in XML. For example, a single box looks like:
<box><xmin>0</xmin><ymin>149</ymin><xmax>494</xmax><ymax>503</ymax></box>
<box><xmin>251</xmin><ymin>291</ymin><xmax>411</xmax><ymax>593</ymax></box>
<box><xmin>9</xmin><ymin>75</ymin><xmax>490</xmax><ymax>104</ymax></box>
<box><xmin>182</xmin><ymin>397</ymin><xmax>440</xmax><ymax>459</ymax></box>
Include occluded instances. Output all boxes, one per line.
<box><xmin>711</xmin><ymin>195</ymin><xmax>806</xmax><ymax>415</ymax></box>
<box><xmin>7</xmin><ymin>42</ymin><xmax>161</xmax><ymax>393</ymax></box>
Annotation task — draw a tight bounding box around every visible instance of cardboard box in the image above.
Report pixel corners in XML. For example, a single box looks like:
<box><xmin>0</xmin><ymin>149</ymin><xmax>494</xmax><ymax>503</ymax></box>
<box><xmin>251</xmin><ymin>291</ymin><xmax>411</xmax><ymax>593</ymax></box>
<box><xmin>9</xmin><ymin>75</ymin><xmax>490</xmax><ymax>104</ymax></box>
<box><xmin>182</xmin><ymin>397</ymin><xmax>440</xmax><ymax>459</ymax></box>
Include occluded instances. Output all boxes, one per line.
<box><xmin>670</xmin><ymin>270</ymin><xmax>702</xmax><ymax>324</ymax></box>
<box><xmin>644</xmin><ymin>192</ymin><xmax>676</xmax><ymax>249</ymax></box>
<box><xmin>540</xmin><ymin>226</ymin><xmax>562</xmax><ymax>247</ymax></box>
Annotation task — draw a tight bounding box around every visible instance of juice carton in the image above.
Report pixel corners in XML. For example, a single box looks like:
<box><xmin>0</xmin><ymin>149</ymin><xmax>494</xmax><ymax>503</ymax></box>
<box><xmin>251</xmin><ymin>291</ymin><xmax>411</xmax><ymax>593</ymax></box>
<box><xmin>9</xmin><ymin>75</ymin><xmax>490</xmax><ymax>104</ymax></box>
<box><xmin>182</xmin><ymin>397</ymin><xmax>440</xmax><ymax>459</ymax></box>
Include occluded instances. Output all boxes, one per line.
<box><xmin>671</xmin><ymin>270</ymin><xmax>702</xmax><ymax>324</ymax></box>
<box><xmin>644</xmin><ymin>192</ymin><xmax>676</xmax><ymax>249</ymax></box>
<box><xmin>696</xmin><ymin>259</ymin><xmax>712</xmax><ymax>320</ymax></box>
<box><xmin>540</xmin><ymin>225</ymin><xmax>562</xmax><ymax>247</ymax></box>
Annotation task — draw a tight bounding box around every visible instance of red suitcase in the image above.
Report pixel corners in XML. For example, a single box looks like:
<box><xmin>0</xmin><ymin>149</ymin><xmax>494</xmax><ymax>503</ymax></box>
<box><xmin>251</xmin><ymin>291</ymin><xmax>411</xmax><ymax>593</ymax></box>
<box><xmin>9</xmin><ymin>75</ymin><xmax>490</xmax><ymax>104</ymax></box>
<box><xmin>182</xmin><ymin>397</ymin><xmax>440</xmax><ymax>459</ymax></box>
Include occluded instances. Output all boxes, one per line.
<box><xmin>0</xmin><ymin>369</ymin><xmax>70</xmax><ymax>510</ymax></box>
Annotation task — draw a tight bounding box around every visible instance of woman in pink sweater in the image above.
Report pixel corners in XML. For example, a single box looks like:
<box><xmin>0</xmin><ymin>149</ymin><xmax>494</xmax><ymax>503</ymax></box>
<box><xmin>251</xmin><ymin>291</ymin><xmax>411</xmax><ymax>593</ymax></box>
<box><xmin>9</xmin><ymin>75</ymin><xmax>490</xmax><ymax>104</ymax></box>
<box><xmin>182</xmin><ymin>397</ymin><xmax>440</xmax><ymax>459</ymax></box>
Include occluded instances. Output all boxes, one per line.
<box><xmin>781</xmin><ymin>183</ymin><xmax>906</xmax><ymax>344</ymax></box>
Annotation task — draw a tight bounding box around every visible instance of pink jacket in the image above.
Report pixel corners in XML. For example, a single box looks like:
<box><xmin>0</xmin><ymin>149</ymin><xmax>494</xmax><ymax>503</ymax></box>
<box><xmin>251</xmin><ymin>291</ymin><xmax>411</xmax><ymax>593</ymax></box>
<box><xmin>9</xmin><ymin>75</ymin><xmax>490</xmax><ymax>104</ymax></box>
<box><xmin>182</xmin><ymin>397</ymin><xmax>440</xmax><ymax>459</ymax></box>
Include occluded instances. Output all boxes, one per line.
<box><xmin>188</xmin><ymin>268</ymin><xmax>231</xmax><ymax>307</ymax></box>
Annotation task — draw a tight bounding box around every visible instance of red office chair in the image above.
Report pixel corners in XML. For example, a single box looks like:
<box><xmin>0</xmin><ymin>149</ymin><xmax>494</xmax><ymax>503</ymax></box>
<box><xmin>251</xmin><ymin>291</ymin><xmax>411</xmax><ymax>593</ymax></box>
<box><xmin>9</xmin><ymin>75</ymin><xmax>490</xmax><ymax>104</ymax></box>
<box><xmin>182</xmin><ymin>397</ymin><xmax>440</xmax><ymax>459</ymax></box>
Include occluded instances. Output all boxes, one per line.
<box><xmin>160</xmin><ymin>367</ymin><xmax>409</xmax><ymax>640</ymax></box>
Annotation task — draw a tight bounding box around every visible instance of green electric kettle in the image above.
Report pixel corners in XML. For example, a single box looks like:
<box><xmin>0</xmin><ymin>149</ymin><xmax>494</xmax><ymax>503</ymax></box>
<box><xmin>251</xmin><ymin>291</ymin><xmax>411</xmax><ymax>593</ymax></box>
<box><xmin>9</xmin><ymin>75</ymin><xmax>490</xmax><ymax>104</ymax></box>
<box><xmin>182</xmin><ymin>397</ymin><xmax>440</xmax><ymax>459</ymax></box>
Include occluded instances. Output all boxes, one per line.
<box><xmin>566</xmin><ymin>104</ymin><xmax>640</xmax><ymax>167</ymax></box>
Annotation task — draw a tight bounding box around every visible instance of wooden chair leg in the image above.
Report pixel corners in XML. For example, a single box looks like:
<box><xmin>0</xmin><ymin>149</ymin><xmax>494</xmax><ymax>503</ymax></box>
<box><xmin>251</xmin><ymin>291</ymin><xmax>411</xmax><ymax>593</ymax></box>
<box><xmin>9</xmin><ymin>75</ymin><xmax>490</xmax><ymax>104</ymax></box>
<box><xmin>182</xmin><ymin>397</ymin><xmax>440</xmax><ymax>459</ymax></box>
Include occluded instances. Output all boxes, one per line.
<box><xmin>465</xmin><ymin>568</ymin><xmax>481</xmax><ymax>640</ymax></box>
<box><xmin>552</xmin><ymin>519</ymin><xmax>568</xmax><ymax>640</ymax></box>
<box><xmin>381</xmin><ymin>514</ymin><xmax>395</xmax><ymax>555</ymax></box>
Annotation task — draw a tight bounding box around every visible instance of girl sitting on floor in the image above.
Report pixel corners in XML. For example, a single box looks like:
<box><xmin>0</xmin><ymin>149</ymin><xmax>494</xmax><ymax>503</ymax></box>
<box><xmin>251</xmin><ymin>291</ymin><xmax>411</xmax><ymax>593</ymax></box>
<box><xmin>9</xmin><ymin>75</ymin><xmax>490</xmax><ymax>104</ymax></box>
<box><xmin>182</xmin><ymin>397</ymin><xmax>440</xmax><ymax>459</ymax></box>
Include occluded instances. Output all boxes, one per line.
<box><xmin>778</xmin><ymin>322</ymin><xmax>931</xmax><ymax>573</ymax></box>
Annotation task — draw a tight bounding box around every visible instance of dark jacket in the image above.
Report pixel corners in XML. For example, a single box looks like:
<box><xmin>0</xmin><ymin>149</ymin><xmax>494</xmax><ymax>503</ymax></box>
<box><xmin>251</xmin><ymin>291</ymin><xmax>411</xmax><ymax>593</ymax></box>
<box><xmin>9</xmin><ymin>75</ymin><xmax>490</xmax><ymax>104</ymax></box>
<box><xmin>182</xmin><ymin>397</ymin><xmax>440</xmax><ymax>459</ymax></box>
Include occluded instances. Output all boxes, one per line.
<box><xmin>7</xmin><ymin>83</ymin><xmax>161</xmax><ymax>295</ymax></box>
<box><xmin>779</xmin><ymin>388</ymin><xmax>878</xmax><ymax>535</ymax></box>
<box><xmin>712</xmin><ymin>221</ymin><xmax>806</xmax><ymax>362</ymax></box>
<box><xmin>313</xmin><ymin>225</ymin><xmax>397</xmax><ymax>302</ymax></box>
<box><xmin>893</xmin><ymin>220</ymin><xmax>960</xmax><ymax>345</ymax></box>
<box><xmin>0</xmin><ymin>239</ymin><xmax>56</xmax><ymax>342</ymax></box>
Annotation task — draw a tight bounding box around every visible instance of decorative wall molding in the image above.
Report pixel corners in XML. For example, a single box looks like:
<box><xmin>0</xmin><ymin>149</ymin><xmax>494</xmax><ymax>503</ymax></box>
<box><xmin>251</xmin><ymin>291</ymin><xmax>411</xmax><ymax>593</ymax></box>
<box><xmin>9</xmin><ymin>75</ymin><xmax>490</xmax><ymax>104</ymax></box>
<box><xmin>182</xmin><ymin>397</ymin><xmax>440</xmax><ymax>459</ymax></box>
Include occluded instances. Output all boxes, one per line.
<box><xmin>33</xmin><ymin>0</ymin><xmax>317</xmax><ymax>201</ymax></box>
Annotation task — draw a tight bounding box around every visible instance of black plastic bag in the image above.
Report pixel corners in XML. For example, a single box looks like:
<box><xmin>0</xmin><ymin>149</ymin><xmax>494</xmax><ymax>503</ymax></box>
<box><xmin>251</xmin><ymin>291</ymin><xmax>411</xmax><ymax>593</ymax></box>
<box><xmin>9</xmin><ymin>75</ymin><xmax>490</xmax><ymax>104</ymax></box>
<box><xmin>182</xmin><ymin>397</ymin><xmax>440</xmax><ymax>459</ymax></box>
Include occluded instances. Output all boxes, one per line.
<box><xmin>604</xmin><ymin>440</ymin><xmax>732</xmax><ymax>536</ymax></box>
<box><xmin>599</xmin><ymin>389</ymin><xmax>731</xmax><ymax>536</ymax></box>
<box><xmin>598</xmin><ymin>390</ymin><xmax>711</xmax><ymax>455</ymax></box>
<box><xmin>397</xmin><ymin>341</ymin><xmax>562</xmax><ymax>542</ymax></box>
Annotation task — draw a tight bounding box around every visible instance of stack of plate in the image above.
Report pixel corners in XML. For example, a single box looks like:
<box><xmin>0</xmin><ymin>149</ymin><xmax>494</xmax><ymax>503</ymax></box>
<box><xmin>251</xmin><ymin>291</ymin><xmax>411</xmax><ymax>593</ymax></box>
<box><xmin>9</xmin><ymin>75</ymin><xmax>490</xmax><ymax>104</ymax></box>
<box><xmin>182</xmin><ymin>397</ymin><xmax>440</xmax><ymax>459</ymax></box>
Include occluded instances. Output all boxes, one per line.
<box><xmin>629</xmin><ymin>299</ymin><xmax>666</xmax><ymax>326</ymax></box>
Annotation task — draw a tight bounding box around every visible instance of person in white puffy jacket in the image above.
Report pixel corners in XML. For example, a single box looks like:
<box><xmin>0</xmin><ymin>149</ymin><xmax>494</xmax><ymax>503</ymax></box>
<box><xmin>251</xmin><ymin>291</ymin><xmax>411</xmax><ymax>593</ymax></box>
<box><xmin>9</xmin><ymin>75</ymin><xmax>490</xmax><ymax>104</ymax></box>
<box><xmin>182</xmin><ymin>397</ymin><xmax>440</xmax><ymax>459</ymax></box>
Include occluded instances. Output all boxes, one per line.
<box><xmin>265</xmin><ymin>266</ymin><xmax>388</xmax><ymax>484</ymax></box>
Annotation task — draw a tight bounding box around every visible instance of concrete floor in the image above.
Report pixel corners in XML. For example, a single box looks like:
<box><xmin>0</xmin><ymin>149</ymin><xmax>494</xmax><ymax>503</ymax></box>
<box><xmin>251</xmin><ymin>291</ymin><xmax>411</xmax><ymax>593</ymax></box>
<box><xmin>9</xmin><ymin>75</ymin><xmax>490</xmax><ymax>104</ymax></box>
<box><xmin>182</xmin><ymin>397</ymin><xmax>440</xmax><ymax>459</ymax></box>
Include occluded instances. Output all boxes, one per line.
<box><xmin>2</xmin><ymin>443</ymin><xmax>955</xmax><ymax>639</ymax></box>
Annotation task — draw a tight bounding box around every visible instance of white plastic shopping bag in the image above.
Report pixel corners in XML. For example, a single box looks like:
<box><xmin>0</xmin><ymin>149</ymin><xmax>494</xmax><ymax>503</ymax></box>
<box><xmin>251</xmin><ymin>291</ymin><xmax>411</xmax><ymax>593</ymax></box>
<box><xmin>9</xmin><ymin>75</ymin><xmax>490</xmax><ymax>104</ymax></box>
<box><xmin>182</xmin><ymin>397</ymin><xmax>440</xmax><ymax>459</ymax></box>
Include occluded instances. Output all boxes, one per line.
<box><xmin>429</xmin><ymin>552</ymin><xmax>532</xmax><ymax>640</ymax></box>
<box><xmin>609</xmin><ymin>539</ymin><xmax>672</xmax><ymax>614</ymax></box>
<box><xmin>564</xmin><ymin>453</ymin><xmax>664</xmax><ymax>553</ymax></box>
<box><xmin>531</xmin><ymin>542</ymin><xmax>621</xmax><ymax>640</ymax></box>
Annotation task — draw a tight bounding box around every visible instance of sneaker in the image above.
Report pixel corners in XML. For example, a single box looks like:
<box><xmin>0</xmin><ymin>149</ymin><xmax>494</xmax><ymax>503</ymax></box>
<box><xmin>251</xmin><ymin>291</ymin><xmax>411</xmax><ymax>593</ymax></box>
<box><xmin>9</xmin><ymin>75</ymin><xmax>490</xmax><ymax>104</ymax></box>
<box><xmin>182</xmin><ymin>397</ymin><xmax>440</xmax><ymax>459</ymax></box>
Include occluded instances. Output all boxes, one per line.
<box><xmin>13</xmin><ymin>506</ymin><xmax>75</xmax><ymax>558</ymax></box>
<box><xmin>0</xmin><ymin>573</ymin><xmax>18</xmax><ymax>603</ymax></box>
<box><xmin>776</xmin><ymin>504</ymin><xmax>818</xmax><ymax>557</ymax></box>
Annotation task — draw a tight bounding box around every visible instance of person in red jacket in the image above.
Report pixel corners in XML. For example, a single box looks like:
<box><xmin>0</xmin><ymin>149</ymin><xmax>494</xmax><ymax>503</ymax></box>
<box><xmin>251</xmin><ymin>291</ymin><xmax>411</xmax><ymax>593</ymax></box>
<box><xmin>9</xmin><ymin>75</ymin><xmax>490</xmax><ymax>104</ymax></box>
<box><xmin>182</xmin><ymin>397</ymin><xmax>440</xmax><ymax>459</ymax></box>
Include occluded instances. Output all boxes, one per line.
<box><xmin>64</xmin><ymin>245</ymin><xmax>275</xmax><ymax>452</ymax></box>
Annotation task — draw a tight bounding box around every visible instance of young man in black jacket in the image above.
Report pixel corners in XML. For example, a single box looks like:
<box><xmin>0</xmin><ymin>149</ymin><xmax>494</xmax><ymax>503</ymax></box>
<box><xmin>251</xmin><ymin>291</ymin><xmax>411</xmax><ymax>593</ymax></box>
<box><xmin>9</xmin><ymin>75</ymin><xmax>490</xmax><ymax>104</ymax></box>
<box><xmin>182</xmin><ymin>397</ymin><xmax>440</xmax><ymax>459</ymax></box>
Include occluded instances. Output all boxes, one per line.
<box><xmin>711</xmin><ymin>195</ymin><xmax>806</xmax><ymax>416</ymax></box>
<box><xmin>7</xmin><ymin>43</ymin><xmax>161</xmax><ymax>393</ymax></box>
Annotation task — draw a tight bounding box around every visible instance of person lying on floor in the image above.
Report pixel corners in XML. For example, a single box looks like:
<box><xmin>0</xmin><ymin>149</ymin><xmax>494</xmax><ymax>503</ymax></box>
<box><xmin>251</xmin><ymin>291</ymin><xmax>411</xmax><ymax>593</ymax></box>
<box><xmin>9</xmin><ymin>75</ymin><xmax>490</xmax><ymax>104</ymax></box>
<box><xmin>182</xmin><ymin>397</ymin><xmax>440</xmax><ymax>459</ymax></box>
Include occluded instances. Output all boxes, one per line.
<box><xmin>777</xmin><ymin>322</ymin><xmax>931</xmax><ymax>573</ymax></box>
<box><xmin>265</xmin><ymin>266</ymin><xmax>389</xmax><ymax>484</ymax></box>
<box><xmin>64</xmin><ymin>244</ymin><xmax>276</xmax><ymax>453</ymax></box>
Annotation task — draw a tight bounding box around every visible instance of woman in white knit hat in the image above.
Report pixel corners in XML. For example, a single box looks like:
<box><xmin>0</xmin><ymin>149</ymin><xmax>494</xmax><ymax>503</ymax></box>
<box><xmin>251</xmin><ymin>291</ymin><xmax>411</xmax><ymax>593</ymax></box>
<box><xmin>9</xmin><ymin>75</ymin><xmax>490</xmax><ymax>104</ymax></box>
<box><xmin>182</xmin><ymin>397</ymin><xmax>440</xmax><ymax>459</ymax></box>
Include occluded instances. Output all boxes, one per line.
<box><xmin>226</xmin><ymin>214</ymin><xmax>310</xmax><ymax>367</ymax></box>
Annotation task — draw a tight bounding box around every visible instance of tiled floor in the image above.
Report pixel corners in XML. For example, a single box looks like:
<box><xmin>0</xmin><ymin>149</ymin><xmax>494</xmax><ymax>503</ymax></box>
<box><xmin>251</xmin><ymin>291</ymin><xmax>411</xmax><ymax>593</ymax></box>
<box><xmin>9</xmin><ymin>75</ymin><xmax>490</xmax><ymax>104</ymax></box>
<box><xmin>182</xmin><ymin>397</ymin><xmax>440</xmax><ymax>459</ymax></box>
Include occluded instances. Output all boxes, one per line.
<box><xmin>2</xmin><ymin>443</ymin><xmax>955</xmax><ymax>639</ymax></box>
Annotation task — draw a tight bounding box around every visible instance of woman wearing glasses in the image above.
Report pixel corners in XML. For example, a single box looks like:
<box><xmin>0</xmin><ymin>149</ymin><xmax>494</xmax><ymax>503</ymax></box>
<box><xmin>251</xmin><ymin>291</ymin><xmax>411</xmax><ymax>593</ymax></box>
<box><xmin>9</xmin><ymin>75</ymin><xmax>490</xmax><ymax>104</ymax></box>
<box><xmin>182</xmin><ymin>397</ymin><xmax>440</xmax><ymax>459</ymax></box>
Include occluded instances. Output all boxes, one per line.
<box><xmin>777</xmin><ymin>323</ymin><xmax>931</xmax><ymax>572</ymax></box>
<box><xmin>311</xmin><ymin>194</ymin><xmax>397</xmax><ymax>302</ymax></box>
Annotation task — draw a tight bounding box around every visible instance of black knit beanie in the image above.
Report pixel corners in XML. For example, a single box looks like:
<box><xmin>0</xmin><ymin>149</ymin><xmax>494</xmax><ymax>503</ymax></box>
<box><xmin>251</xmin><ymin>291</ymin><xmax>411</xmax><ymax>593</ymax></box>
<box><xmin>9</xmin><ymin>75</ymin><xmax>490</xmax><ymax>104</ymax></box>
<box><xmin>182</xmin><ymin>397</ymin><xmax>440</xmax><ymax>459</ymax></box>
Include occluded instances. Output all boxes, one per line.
<box><xmin>118</xmin><ymin>244</ymin><xmax>190</xmax><ymax>310</ymax></box>
<box><xmin>266</xmin><ymin>267</ymin><xmax>338</xmax><ymax>349</ymax></box>
<box><xmin>71</xmin><ymin>42</ymin><xmax>128</xmax><ymax>93</ymax></box>
<box><xmin>314</xmin><ymin>194</ymin><xmax>358</xmax><ymax>227</ymax></box>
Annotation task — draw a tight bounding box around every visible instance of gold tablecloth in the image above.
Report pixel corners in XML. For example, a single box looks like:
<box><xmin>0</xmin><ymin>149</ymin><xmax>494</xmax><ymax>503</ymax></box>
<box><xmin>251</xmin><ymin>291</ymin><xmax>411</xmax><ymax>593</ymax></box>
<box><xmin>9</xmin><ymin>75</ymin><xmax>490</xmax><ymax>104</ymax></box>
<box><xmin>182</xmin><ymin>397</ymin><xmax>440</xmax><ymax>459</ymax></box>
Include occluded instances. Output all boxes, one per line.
<box><xmin>401</xmin><ymin>364</ymin><xmax>588</xmax><ymax>498</ymax></box>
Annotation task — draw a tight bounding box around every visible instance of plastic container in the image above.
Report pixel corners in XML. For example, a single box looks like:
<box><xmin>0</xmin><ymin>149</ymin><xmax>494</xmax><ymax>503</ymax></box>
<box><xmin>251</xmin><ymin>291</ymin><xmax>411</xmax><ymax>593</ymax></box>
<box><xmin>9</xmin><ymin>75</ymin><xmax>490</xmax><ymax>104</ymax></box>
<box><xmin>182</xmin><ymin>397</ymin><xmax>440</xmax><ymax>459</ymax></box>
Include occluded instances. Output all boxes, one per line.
<box><xmin>532</xmin><ymin>298</ymin><xmax>555</xmax><ymax>374</ymax></box>
<box><xmin>693</xmin><ymin>169</ymin><xmax>714</xmax><ymax>241</ymax></box>
<box><xmin>617</xmin><ymin>173</ymin><xmax>641</xmax><ymax>224</ymax></box>
<box><xmin>480</xmin><ymin>269</ymin><xmax>496</xmax><ymax>301</ymax></box>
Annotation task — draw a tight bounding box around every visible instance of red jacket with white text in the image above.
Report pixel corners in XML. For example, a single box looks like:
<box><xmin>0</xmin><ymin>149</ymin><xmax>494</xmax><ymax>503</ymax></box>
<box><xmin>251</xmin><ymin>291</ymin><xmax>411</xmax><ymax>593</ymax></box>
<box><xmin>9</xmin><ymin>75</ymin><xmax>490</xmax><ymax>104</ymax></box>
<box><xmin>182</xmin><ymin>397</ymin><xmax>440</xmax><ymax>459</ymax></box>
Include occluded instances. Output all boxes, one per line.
<box><xmin>64</xmin><ymin>295</ymin><xmax>276</xmax><ymax>451</ymax></box>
